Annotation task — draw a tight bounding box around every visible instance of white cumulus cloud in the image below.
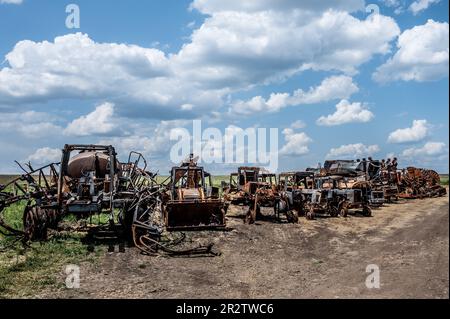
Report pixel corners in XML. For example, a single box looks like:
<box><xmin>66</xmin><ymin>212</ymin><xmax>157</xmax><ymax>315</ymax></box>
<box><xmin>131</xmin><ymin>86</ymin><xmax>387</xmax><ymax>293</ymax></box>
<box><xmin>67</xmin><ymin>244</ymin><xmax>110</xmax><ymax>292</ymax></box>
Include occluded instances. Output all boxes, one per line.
<box><xmin>64</xmin><ymin>102</ymin><xmax>119</xmax><ymax>137</ymax></box>
<box><xmin>387</xmin><ymin>119</ymin><xmax>429</xmax><ymax>144</ymax></box>
<box><xmin>26</xmin><ymin>147</ymin><xmax>61</xmax><ymax>164</ymax></box>
<box><xmin>402</xmin><ymin>141</ymin><xmax>447</xmax><ymax>157</ymax></box>
<box><xmin>0</xmin><ymin>111</ymin><xmax>62</xmax><ymax>138</ymax></box>
<box><xmin>0</xmin><ymin>3</ymin><xmax>400</xmax><ymax>120</ymax></box>
<box><xmin>279</xmin><ymin>128</ymin><xmax>312</xmax><ymax>156</ymax></box>
<box><xmin>409</xmin><ymin>0</ymin><xmax>440</xmax><ymax>15</ymax></box>
<box><xmin>229</xmin><ymin>75</ymin><xmax>359</xmax><ymax>115</ymax></box>
<box><xmin>327</xmin><ymin>143</ymin><xmax>380</xmax><ymax>158</ymax></box>
<box><xmin>373</xmin><ymin>20</ymin><xmax>449</xmax><ymax>83</ymax></box>
<box><xmin>316</xmin><ymin>100</ymin><xmax>374</xmax><ymax>126</ymax></box>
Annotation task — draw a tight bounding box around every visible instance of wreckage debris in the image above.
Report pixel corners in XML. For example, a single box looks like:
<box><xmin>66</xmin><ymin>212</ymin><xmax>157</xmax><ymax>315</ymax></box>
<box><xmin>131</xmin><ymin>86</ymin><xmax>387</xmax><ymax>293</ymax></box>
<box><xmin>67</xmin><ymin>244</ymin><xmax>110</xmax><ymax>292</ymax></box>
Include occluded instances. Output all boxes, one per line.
<box><xmin>0</xmin><ymin>146</ymin><xmax>220</xmax><ymax>256</ymax></box>
<box><xmin>0</xmin><ymin>146</ymin><xmax>447</xmax><ymax>257</ymax></box>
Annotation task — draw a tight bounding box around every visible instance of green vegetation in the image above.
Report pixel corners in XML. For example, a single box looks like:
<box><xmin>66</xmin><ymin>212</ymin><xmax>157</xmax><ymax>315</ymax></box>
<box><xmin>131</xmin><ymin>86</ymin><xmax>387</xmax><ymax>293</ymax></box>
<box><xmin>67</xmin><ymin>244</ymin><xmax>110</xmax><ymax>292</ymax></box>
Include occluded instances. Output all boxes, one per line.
<box><xmin>440</xmin><ymin>175</ymin><xmax>449</xmax><ymax>186</ymax></box>
<box><xmin>0</xmin><ymin>199</ymin><xmax>105</xmax><ymax>298</ymax></box>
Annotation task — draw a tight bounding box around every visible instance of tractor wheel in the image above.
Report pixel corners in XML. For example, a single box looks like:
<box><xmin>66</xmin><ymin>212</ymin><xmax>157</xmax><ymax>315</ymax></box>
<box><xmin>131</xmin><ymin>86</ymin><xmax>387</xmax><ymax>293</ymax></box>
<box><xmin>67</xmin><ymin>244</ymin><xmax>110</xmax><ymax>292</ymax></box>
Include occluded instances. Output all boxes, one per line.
<box><xmin>339</xmin><ymin>201</ymin><xmax>349</xmax><ymax>217</ymax></box>
<box><xmin>23</xmin><ymin>206</ymin><xmax>48</xmax><ymax>241</ymax></box>
<box><xmin>329</xmin><ymin>205</ymin><xmax>339</xmax><ymax>217</ymax></box>
<box><xmin>339</xmin><ymin>205</ymin><xmax>348</xmax><ymax>217</ymax></box>
<box><xmin>118</xmin><ymin>205</ymin><xmax>134</xmax><ymax>241</ymax></box>
<box><xmin>306</xmin><ymin>207</ymin><xmax>315</xmax><ymax>220</ymax></box>
<box><xmin>362</xmin><ymin>205</ymin><xmax>372</xmax><ymax>217</ymax></box>
<box><xmin>274</xmin><ymin>199</ymin><xmax>289</xmax><ymax>221</ymax></box>
<box><xmin>245</xmin><ymin>206</ymin><xmax>256</xmax><ymax>224</ymax></box>
<box><xmin>286</xmin><ymin>210</ymin><xmax>299</xmax><ymax>223</ymax></box>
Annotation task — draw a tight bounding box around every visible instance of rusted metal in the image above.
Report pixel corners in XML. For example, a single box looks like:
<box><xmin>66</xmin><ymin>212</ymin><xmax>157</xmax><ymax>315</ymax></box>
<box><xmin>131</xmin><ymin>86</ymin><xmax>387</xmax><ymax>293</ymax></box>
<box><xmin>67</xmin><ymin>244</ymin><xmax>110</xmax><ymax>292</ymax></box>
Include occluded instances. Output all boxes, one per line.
<box><xmin>0</xmin><ymin>146</ymin><xmax>221</xmax><ymax>257</ymax></box>
<box><xmin>398</xmin><ymin>167</ymin><xmax>446</xmax><ymax>199</ymax></box>
<box><xmin>223</xmin><ymin>166</ymin><xmax>284</xmax><ymax>224</ymax></box>
<box><xmin>163</xmin><ymin>154</ymin><xmax>227</xmax><ymax>230</ymax></box>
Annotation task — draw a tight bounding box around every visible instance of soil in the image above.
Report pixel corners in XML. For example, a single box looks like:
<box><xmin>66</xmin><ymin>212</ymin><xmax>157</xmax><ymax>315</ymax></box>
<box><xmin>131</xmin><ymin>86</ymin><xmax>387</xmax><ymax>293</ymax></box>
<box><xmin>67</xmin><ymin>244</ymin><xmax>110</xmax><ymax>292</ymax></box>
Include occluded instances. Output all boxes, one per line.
<box><xmin>40</xmin><ymin>192</ymin><xmax>449</xmax><ymax>299</ymax></box>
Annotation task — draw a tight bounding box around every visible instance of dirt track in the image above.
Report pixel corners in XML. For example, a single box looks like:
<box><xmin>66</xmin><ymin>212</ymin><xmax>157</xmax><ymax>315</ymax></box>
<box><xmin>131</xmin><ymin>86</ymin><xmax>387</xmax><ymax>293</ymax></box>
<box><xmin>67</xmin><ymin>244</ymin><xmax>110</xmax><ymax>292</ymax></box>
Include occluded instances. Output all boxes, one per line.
<box><xmin>44</xmin><ymin>193</ymin><xmax>449</xmax><ymax>299</ymax></box>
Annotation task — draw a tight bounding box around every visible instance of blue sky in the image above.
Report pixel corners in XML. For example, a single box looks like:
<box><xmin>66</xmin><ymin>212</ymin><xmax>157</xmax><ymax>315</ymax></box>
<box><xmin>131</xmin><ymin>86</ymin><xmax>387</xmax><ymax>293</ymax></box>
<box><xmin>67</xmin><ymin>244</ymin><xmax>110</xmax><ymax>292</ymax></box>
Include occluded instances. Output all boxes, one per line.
<box><xmin>0</xmin><ymin>0</ymin><xmax>448</xmax><ymax>174</ymax></box>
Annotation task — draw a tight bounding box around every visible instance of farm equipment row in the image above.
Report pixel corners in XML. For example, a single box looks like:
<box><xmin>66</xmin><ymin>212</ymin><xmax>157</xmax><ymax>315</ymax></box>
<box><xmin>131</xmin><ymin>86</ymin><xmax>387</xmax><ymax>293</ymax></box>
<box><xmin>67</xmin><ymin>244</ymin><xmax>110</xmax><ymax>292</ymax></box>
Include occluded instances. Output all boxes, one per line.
<box><xmin>223</xmin><ymin>157</ymin><xmax>446</xmax><ymax>224</ymax></box>
<box><xmin>0</xmin><ymin>144</ymin><xmax>447</xmax><ymax>255</ymax></box>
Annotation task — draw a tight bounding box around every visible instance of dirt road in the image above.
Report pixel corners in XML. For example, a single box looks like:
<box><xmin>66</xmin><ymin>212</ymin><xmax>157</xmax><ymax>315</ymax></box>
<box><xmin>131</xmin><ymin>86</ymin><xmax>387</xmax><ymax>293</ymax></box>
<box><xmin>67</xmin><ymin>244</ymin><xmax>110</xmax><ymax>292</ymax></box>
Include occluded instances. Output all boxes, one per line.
<box><xmin>44</xmin><ymin>193</ymin><xmax>449</xmax><ymax>299</ymax></box>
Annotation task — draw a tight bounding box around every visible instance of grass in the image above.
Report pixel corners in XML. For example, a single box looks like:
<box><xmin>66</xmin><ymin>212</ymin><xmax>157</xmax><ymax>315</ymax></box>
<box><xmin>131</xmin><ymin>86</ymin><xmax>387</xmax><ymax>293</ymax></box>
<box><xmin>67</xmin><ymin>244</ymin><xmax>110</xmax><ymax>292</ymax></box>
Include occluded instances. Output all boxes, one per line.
<box><xmin>440</xmin><ymin>174</ymin><xmax>449</xmax><ymax>186</ymax></box>
<box><xmin>0</xmin><ymin>200</ymin><xmax>105</xmax><ymax>298</ymax></box>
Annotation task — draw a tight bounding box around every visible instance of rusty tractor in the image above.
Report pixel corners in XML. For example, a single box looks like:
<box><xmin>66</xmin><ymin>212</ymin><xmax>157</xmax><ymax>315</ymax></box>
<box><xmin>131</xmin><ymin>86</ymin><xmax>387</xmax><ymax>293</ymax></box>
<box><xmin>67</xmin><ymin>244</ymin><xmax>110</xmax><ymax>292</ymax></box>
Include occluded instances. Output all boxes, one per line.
<box><xmin>223</xmin><ymin>167</ymin><xmax>285</xmax><ymax>224</ymax></box>
<box><xmin>323</xmin><ymin>159</ymin><xmax>385</xmax><ymax>207</ymax></box>
<box><xmin>162</xmin><ymin>154</ymin><xmax>227</xmax><ymax>231</ymax></box>
<box><xmin>284</xmin><ymin>173</ymin><xmax>371</xmax><ymax>220</ymax></box>
<box><xmin>277</xmin><ymin>171</ymin><xmax>314</xmax><ymax>220</ymax></box>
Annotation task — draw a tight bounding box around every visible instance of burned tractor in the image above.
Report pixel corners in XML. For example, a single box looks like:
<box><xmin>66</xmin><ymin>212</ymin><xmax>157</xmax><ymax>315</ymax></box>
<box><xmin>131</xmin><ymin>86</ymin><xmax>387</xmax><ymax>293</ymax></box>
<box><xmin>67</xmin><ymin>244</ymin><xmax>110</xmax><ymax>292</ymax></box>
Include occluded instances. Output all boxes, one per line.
<box><xmin>0</xmin><ymin>144</ymin><xmax>158</xmax><ymax>242</ymax></box>
<box><xmin>323</xmin><ymin>159</ymin><xmax>385</xmax><ymax>207</ymax></box>
<box><xmin>360</xmin><ymin>158</ymin><xmax>400</xmax><ymax>203</ymax></box>
<box><xmin>276</xmin><ymin>171</ymin><xmax>314</xmax><ymax>221</ymax></box>
<box><xmin>163</xmin><ymin>154</ymin><xmax>227</xmax><ymax>230</ymax></box>
<box><xmin>280</xmin><ymin>172</ymin><xmax>370</xmax><ymax>220</ymax></box>
<box><xmin>398</xmin><ymin>167</ymin><xmax>446</xmax><ymax>199</ymax></box>
<box><xmin>313</xmin><ymin>175</ymin><xmax>373</xmax><ymax>217</ymax></box>
<box><xmin>223</xmin><ymin>167</ymin><xmax>283</xmax><ymax>224</ymax></box>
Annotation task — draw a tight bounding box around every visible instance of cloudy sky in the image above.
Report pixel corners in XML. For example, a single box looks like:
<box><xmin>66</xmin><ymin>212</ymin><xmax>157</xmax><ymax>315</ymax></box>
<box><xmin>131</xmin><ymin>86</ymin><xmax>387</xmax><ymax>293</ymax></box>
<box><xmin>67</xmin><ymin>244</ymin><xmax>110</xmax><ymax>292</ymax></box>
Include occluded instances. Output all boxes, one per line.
<box><xmin>0</xmin><ymin>0</ymin><xmax>448</xmax><ymax>174</ymax></box>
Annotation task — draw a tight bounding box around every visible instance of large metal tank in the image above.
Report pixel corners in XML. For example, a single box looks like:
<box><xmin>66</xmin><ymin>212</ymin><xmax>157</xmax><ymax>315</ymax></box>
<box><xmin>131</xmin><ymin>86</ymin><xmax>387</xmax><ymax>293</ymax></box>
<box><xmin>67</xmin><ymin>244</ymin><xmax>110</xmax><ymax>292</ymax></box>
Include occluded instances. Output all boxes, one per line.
<box><xmin>67</xmin><ymin>152</ymin><xmax>111</xmax><ymax>178</ymax></box>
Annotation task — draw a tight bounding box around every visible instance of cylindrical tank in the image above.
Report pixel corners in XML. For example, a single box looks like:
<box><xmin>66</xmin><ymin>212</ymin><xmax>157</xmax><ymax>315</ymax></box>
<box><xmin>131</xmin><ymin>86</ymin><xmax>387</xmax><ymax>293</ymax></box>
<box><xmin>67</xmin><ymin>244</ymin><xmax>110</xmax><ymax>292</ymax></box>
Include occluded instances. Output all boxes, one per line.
<box><xmin>67</xmin><ymin>152</ymin><xmax>111</xmax><ymax>178</ymax></box>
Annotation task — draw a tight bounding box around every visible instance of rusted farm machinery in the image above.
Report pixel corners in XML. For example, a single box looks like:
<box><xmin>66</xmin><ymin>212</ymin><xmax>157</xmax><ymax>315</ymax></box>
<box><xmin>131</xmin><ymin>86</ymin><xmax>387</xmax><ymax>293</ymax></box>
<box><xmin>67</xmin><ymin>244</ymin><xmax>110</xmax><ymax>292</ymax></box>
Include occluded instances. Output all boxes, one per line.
<box><xmin>277</xmin><ymin>171</ymin><xmax>372</xmax><ymax>220</ymax></box>
<box><xmin>398</xmin><ymin>167</ymin><xmax>447</xmax><ymax>199</ymax></box>
<box><xmin>0</xmin><ymin>145</ymin><xmax>221</xmax><ymax>256</ymax></box>
<box><xmin>323</xmin><ymin>159</ymin><xmax>385</xmax><ymax>207</ymax></box>
<box><xmin>277</xmin><ymin>171</ymin><xmax>313</xmax><ymax>220</ymax></box>
<box><xmin>223</xmin><ymin>167</ymin><xmax>292</xmax><ymax>224</ymax></box>
<box><xmin>163</xmin><ymin>154</ymin><xmax>227</xmax><ymax>230</ymax></box>
<box><xmin>0</xmin><ymin>145</ymin><xmax>157</xmax><ymax>241</ymax></box>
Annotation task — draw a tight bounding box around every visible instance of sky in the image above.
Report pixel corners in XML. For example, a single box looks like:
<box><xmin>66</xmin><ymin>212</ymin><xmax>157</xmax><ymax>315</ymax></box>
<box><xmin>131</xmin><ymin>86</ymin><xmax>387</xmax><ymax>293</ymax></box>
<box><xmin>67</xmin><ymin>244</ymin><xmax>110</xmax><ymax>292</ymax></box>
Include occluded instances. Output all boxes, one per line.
<box><xmin>0</xmin><ymin>0</ymin><xmax>448</xmax><ymax>174</ymax></box>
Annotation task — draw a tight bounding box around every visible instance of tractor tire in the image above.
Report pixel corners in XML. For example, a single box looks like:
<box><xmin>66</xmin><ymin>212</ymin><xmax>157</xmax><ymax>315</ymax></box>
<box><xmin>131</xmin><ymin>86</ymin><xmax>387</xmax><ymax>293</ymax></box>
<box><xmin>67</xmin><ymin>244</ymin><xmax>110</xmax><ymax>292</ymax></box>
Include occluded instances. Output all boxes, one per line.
<box><xmin>23</xmin><ymin>206</ymin><xmax>48</xmax><ymax>241</ymax></box>
<box><xmin>306</xmin><ymin>207</ymin><xmax>315</xmax><ymax>220</ymax></box>
<box><xmin>286</xmin><ymin>210</ymin><xmax>299</xmax><ymax>223</ymax></box>
<box><xmin>339</xmin><ymin>206</ymin><xmax>348</xmax><ymax>217</ymax></box>
<box><xmin>329</xmin><ymin>205</ymin><xmax>339</xmax><ymax>217</ymax></box>
<box><xmin>362</xmin><ymin>205</ymin><xmax>372</xmax><ymax>217</ymax></box>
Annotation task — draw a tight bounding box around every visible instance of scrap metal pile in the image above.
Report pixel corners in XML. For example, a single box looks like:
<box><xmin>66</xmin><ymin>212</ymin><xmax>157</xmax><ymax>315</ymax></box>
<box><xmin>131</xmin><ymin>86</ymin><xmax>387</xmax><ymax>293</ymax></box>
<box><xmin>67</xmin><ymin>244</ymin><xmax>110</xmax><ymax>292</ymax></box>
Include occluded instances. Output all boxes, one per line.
<box><xmin>0</xmin><ymin>145</ymin><xmax>447</xmax><ymax>256</ymax></box>
<box><xmin>0</xmin><ymin>145</ymin><xmax>225</xmax><ymax>256</ymax></box>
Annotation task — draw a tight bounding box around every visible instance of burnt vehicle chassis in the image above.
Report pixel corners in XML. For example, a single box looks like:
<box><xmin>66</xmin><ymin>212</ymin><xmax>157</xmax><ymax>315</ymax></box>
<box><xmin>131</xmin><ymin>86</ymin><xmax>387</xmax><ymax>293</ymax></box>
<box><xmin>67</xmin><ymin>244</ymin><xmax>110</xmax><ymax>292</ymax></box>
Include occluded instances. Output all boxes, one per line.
<box><xmin>323</xmin><ymin>159</ymin><xmax>385</xmax><ymax>207</ymax></box>
<box><xmin>277</xmin><ymin>172</ymin><xmax>313</xmax><ymax>220</ymax></box>
<box><xmin>223</xmin><ymin>167</ymin><xmax>286</xmax><ymax>224</ymax></box>
<box><xmin>0</xmin><ymin>144</ymin><xmax>158</xmax><ymax>242</ymax></box>
<box><xmin>0</xmin><ymin>146</ymin><xmax>222</xmax><ymax>256</ymax></box>
<box><xmin>163</xmin><ymin>154</ymin><xmax>227</xmax><ymax>231</ymax></box>
<box><xmin>281</xmin><ymin>172</ymin><xmax>372</xmax><ymax>219</ymax></box>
